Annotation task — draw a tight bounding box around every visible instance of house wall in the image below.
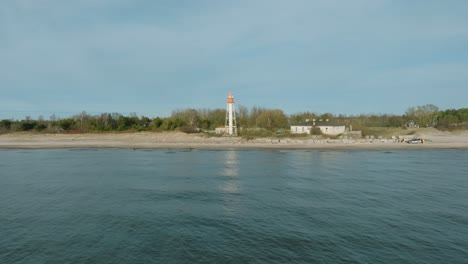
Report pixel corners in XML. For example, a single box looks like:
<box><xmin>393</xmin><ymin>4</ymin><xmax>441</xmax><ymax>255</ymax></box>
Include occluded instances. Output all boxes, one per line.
<box><xmin>291</xmin><ymin>126</ymin><xmax>312</xmax><ymax>134</ymax></box>
<box><xmin>291</xmin><ymin>125</ymin><xmax>346</xmax><ymax>135</ymax></box>
<box><xmin>319</xmin><ymin>126</ymin><xmax>345</xmax><ymax>135</ymax></box>
<box><xmin>215</xmin><ymin>127</ymin><xmax>227</xmax><ymax>134</ymax></box>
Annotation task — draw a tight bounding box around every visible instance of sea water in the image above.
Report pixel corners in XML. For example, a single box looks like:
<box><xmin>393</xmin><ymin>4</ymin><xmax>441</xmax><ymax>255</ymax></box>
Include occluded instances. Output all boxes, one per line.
<box><xmin>0</xmin><ymin>149</ymin><xmax>467</xmax><ymax>263</ymax></box>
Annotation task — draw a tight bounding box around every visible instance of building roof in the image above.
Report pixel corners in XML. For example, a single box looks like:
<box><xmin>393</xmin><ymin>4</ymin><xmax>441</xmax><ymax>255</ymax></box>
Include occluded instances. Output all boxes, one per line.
<box><xmin>294</xmin><ymin>120</ymin><xmax>344</xmax><ymax>127</ymax></box>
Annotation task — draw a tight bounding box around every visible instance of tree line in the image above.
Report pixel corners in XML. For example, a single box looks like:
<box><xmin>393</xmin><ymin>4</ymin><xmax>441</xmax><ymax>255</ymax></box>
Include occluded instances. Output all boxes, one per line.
<box><xmin>1</xmin><ymin>104</ymin><xmax>467</xmax><ymax>133</ymax></box>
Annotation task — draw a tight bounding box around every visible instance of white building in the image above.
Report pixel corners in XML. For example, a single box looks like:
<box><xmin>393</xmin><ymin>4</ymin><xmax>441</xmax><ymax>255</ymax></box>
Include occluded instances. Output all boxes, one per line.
<box><xmin>291</xmin><ymin>119</ymin><xmax>346</xmax><ymax>135</ymax></box>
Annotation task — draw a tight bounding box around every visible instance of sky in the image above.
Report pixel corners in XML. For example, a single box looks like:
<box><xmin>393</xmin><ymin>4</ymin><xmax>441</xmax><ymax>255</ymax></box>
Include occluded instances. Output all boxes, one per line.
<box><xmin>1</xmin><ymin>0</ymin><xmax>468</xmax><ymax>120</ymax></box>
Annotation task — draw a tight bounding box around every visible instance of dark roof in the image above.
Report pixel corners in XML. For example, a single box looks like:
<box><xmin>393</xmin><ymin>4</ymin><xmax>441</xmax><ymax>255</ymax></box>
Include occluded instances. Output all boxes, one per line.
<box><xmin>294</xmin><ymin>121</ymin><xmax>343</xmax><ymax>127</ymax></box>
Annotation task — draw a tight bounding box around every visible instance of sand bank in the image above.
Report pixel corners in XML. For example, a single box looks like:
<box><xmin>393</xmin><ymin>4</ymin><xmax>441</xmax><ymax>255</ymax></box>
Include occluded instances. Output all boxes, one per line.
<box><xmin>1</xmin><ymin>131</ymin><xmax>468</xmax><ymax>150</ymax></box>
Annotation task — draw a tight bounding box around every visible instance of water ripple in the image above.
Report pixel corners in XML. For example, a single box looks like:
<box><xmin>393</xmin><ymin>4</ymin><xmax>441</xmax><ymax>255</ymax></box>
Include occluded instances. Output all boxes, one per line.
<box><xmin>1</xmin><ymin>149</ymin><xmax>467</xmax><ymax>263</ymax></box>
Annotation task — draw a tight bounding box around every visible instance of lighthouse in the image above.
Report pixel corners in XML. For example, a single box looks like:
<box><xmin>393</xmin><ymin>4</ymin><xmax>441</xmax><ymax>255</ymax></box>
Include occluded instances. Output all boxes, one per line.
<box><xmin>225</xmin><ymin>91</ymin><xmax>237</xmax><ymax>135</ymax></box>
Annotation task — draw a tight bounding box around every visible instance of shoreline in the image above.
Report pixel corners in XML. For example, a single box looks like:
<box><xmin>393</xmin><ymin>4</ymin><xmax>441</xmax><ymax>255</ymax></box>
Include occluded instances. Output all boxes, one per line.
<box><xmin>1</xmin><ymin>131</ymin><xmax>468</xmax><ymax>150</ymax></box>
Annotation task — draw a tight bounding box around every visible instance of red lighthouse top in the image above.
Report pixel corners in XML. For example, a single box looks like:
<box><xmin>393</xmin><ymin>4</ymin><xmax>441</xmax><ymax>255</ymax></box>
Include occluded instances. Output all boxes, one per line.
<box><xmin>227</xmin><ymin>92</ymin><xmax>234</xmax><ymax>104</ymax></box>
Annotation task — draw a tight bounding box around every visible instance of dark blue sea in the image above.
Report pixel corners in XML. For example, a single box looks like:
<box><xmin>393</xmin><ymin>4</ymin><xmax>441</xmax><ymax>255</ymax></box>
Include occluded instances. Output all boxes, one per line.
<box><xmin>1</xmin><ymin>149</ymin><xmax>467</xmax><ymax>264</ymax></box>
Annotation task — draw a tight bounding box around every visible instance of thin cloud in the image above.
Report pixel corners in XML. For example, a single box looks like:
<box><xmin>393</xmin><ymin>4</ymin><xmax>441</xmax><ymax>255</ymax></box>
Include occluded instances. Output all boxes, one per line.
<box><xmin>1</xmin><ymin>0</ymin><xmax>467</xmax><ymax>119</ymax></box>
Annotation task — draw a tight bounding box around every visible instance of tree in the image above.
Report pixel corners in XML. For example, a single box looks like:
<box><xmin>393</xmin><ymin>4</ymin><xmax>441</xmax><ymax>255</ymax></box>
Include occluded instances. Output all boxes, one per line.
<box><xmin>171</xmin><ymin>109</ymin><xmax>199</xmax><ymax>128</ymax></box>
<box><xmin>34</xmin><ymin>123</ymin><xmax>47</xmax><ymax>131</ymax></box>
<box><xmin>206</xmin><ymin>109</ymin><xmax>225</xmax><ymax>129</ymax></box>
<box><xmin>117</xmin><ymin>116</ymin><xmax>138</xmax><ymax>130</ymax></box>
<box><xmin>19</xmin><ymin>120</ymin><xmax>37</xmax><ymax>131</ymax></box>
<box><xmin>0</xmin><ymin>120</ymin><xmax>12</xmax><ymax>129</ymax></box>
<box><xmin>151</xmin><ymin>117</ymin><xmax>163</xmax><ymax>129</ymax></box>
<box><xmin>289</xmin><ymin>111</ymin><xmax>318</xmax><ymax>125</ymax></box>
<box><xmin>387</xmin><ymin>115</ymin><xmax>405</xmax><ymax>127</ymax></box>
<box><xmin>140</xmin><ymin>116</ymin><xmax>151</xmax><ymax>129</ymax></box>
<box><xmin>256</xmin><ymin>109</ymin><xmax>288</xmax><ymax>130</ymax></box>
<box><xmin>311</xmin><ymin>127</ymin><xmax>322</xmax><ymax>135</ymax></box>
<box><xmin>50</xmin><ymin>114</ymin><xmax>57</xmax><ymax>123</ymax></box>
<box><xmin>249</xmin><ymin>106</ymin><xmax>267</xmax><ymax>127</ymax></box>
<box><xmin>58</xmin><ymin>119</ymin><xmax>75</xmax><ymax>130</ymax></box>
<box><xmin>405</xmin><ymin>104</ymin><xmax>439</xmax><ymax>127</ymax></box>
<box><xmin>160</xmin><ymin>119</ymin><xmax>174</xmax><ymax>130</ymax></box>
<box><xmin>75</xmin><ymin>111</ymin><xmax>91</xmax><ymax>131</ymax></box>
<box><xmin>237</xmin><ymin>105</ymin><xmax>249</xmax><ymax>128</ymax></box>
<box><xmin>437</xmin><ymin>108</ymin><xmax>468</xmax><ymax>128</ymax></box>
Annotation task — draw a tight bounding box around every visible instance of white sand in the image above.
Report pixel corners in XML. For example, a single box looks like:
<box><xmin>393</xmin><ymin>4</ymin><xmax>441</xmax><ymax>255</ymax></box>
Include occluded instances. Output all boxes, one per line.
<box><xmin>1</xmin><ymin>131</ymin><xmax>468</xmax><ymax>149</ymax></box>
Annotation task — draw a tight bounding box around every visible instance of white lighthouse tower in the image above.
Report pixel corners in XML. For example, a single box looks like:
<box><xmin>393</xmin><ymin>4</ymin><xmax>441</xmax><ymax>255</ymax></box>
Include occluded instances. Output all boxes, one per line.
<box><xmin>225</xmin><ymin>91</ymin><xmax>237</xmax><ymax>135</ymax></box>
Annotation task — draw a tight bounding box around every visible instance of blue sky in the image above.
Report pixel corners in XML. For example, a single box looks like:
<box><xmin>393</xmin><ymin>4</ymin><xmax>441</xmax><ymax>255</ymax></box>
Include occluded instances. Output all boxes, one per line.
<box><xmin>1</xmin><ymin>0</ymin><xmax>467</xmax><ymax>120</ymax></box>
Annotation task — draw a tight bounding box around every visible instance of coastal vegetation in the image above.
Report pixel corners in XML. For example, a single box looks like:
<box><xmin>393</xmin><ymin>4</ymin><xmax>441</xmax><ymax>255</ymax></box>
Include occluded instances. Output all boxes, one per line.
<box><xmin>1</xmin><ymin>105</ymin><xmax>467</xmax><ymax>134</ymax></box>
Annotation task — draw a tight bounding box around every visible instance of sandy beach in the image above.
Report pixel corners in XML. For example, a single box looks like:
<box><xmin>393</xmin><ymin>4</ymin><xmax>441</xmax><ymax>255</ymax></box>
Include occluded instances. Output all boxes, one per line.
<box><xmin>1</xmin><ymin>130</ymin><xmax>468</xmax><ymax>150</ymax></box>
